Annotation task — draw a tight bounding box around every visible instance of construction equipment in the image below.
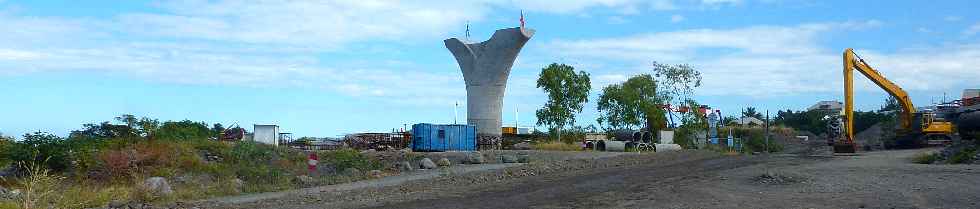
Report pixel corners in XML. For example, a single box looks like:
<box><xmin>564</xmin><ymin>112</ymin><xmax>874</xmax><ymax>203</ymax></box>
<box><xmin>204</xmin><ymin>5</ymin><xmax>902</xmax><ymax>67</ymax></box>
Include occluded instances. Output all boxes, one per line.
<box><xmin>837</xmin><ymin>48</ymin><xmax>956</xmax><ymax>153</ymax></box>
<box><xmin>220</xmin><ymin>122</ymin><xmax>246</xmax><ymax>141</ymax></box>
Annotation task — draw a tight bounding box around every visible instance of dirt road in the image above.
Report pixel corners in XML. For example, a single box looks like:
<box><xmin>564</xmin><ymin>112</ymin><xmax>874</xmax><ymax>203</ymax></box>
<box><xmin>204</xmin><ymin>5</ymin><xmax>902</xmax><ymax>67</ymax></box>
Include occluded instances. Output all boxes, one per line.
<box><xmin>202</xmin><ymin>149</ymin><xmax>980</xmax><ymax>209</ymax></box>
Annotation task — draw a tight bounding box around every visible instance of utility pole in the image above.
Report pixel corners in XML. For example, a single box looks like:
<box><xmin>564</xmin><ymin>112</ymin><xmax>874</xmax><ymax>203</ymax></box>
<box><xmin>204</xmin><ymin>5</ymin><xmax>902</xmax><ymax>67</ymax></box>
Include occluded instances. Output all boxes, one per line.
<box><xmin>454</xmin><ymin>101</ymin><xmax>459</xmax><ymax>124</ymax></box>
<box><xmin>765</xmin><ymin>110</ymin><xmax>770</xmax><ymax>153</ymax></box>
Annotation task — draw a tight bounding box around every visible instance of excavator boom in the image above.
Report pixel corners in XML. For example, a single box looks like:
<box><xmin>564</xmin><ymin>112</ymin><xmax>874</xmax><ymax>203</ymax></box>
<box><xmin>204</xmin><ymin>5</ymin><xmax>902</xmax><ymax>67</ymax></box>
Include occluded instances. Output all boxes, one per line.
<box><xmin>841</xmin><ymin>48</ymin><xmax>917</xmax><ymax>153</ymax></box>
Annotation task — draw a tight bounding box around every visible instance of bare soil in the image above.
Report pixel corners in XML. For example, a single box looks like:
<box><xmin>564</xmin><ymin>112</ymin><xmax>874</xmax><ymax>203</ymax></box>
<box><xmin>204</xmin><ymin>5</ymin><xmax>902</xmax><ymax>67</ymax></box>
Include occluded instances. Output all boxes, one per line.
<box><xmin>197</xmin><ymin>148</ymin><xmax>980</xmax><ymax>209</ymax></box>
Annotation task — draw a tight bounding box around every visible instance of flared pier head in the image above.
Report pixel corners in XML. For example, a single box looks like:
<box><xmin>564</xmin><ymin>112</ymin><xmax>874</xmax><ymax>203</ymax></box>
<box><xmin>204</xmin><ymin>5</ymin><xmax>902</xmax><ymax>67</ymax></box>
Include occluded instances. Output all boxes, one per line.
<box><xmin>445</xmin><ymin>27</ymin><xmax>534</xmax><ymax>148</ymax></box>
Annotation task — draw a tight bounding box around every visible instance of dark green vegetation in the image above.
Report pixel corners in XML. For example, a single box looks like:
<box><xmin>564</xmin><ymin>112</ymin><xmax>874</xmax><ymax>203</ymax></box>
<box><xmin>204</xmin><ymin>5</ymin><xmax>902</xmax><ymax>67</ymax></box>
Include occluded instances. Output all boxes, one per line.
<box><xmin>595</xmin><ymin>62</ymin><xmax>704</xmax><ymax>148</ymax></box>
<box><xmin>0</xmin><ymin>115</ymin><xmax>382</xmax><ymax>208</ymax></box>
<box><xmin>536</xmin><ymin>63</ymin><xmax>592</xmax><ymax>142</ymax></box>
<box><xmin>774</xmin><ymin>97</ymin><xmax>900</xmax><ymax>137</ymax></box>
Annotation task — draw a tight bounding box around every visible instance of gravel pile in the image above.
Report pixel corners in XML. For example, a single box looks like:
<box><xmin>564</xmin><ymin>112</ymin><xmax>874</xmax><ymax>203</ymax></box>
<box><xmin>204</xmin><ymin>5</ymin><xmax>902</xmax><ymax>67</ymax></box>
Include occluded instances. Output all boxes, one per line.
<box><xmin>752</xmin><ymin>172</ymin><xmax>807</xmax><ymax>185</ymax></box>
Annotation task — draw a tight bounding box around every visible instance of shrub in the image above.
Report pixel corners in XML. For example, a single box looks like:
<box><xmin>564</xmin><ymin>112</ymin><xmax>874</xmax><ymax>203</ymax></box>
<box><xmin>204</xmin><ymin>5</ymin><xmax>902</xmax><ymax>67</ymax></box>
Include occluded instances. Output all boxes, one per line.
<box><xmin>720</xmin><ymin>127</ymin><xmax>783</xmax><ymax>153</ymax></box>
<box><xmin>229</xmin><ymin>141</ymin><xmax>276</xmax><ymax>164</ymax></box>
<box><xmin>532</xmin><ymin>141</ymin><xmax>582</xmax><ymax>151</ymax></box>
<box><xmin>911</xmin><ymin>152</ymin><xmax>939</xmax><ymax>164</ymax></box>
<box><xmin>13</xmin><ymin>160</ymin><xmax>66</xmax><ymax>209</ymax></box>
<box><xmin>5</xmin><ymin>132</ymin><xmax>71</xmax><ymax>172</ymax></box>
<box><xmin>949</xmin><ymin>147</ymin><xmax>977</xmax><ymax>164</ymax></box>
<box><xmin>154</xmin><ymin>120</ymin><xmax>212</xmax><ymax>142</ymax></box>
<box><xmin>320</xmin><ymin>149</ymin><xmax>380</xmax><ymax>172</ymax></box>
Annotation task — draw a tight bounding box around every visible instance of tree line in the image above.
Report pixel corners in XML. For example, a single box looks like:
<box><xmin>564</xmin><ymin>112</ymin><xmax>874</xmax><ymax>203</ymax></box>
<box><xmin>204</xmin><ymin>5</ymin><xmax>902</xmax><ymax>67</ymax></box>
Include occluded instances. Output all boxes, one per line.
<box><xmin>532</xmin><ymin>61</ymin><xmax>899</xmax><ymax>145</ymax></box>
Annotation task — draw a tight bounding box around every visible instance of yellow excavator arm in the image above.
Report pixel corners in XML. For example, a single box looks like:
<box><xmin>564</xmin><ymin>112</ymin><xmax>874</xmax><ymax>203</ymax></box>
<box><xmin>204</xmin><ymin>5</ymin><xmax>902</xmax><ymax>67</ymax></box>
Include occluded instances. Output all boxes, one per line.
<box><xmin>843</xmin><ymin>48</ymin><xmax>916</xmax><ymax>145</ymax></box>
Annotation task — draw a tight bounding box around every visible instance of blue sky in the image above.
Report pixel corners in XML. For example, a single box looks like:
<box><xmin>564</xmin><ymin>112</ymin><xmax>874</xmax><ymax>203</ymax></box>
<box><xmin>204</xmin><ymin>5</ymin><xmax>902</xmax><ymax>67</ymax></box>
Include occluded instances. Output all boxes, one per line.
<box><xmin>1</xmin><ymin>0</ymin><xmax>978</xmax><ymax>139</ymax></box>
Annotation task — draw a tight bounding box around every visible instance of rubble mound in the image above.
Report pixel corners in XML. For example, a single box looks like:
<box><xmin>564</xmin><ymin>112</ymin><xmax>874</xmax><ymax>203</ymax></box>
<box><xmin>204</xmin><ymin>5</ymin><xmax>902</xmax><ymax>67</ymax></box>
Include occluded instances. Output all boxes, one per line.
<box><xmin>753</xmin><ymin>173</ymin><xmax>806</xmax><ymax>185</ymax></box>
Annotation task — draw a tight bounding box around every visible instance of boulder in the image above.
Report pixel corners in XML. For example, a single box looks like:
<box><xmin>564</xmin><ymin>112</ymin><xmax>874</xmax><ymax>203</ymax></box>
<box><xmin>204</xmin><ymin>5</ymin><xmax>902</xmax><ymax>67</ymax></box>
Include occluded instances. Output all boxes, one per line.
<box><xmin>437</xmin><ymin>158</ymin><xmax>452</xmax><ymax>167</ymax></box>
<box><xmin>420</xmin><ymin>158</ymin><xmax>438</xmax><ymax>169</ymax></box>
<box><xmin>501</xmin><ymin>155</ymin><xmax>518</xmax><ymax>163</ymax></box>
<box><xmin>107</xmin><ymin>200</ymin><xmax>127</xmax><ymax>209</ymax></box>
<box><xmin>0</xmin><ymin>186</ymin><xmax>12</xmax><ymax>200</ymax></box>
<box><xmin>142</xmin><ymin>177</ymin><xmax>173</xmax><ymax>196</ymax></box>
<box><xmin>396</xmin><ymin>161</ymin><xmax>414</xmax><ymax>172</ymax></box>
<box><xmin>231</xmin><ymin>178</ymin><xmax>245</xmax><ymax>193</ymax></box>
<box><xmin>295</xmin><ymin>175</ymin><xmax>316</xmax><ymax>185</ymax></box>
<box><xmin>465</xmin><ymin>152</ymin><xmax>485</xmax><ymax>164</ymax></box>
<box><xmin>6</xmin><ymin>189</ymin><xmax>20</xmax><ymax>200</ymax></box>
<box><xmin>126</xmin><ymin>202</ymin><xmax>154</xmax><ymax>209</ymax></box>
<box><xmin>317</xmin><ymin>163</ymin><xmax>338</xmax><ymax>175</ymax></box>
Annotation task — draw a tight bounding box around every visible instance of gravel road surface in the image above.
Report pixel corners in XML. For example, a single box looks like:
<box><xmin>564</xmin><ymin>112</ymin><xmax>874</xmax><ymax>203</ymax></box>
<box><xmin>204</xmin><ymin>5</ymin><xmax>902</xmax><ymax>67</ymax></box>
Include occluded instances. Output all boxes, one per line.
<box><xmin>199</xmin><ymin>149</ymin><xmax>980</xmax><ymax>209</ymax></box>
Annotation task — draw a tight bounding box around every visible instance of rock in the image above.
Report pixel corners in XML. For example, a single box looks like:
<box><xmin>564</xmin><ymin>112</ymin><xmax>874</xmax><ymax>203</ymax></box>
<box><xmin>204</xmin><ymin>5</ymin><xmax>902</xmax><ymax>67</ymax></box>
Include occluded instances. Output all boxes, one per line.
<box><xmin>437</xmin><ymin>158</ymin><xmax>452</xmax><ymax>167</ymax></box>
<box><xmin>107</xmin><ymin>200</ymin><xmax>127</xmax><ymax>209</ymax></box>
<box><xmin>317</xmin><ymin>163</ymin><xmax>338</xmax><ymax>175</ymax></box>
<box><xmin>513</xmin><ymin>142</ymin><xmax>532</xmax><ymax>150</ymax></box>
<box><xmin>7</xmin><ymin>189</ymin><xmax>20</xmax><ymax>200</ymax></box>
<box><xmin>126</xmin><ymin>202</ymin><xmax>153</xmax><ymax>209</ymax></box>
<box><xmin>420</xmin><ymin>158</ymin><xmax>437</xmax><ymax>169</ymax></box>
<box><xmin>342</xmin><ymin>167</ymin><xmax>361</xmax><ymax>176</ymax></box>
<box><xmin>368</xmin><ymin>170</ymin><xmax>383</xmax><ymax>178</ymax></box>
<box><xmin>296</xmin><ymin>175</ymin><xmax>316</xmax><ymax>185</ymax></box>
<box><xmin>0</xmin><ymin>186</ymin><xmax>8</xmax><ymax>198</ymax></box>
<box><xmin>142</xmin><ymin>177</ymin><xmax>173</xmax><ymax>196</ymax></box>
<box><xmin>501</xmin><ymin>155</ymin><xmax>518</xmax><ymax>163</ymax></box>
<box><xmin>465</xmin><ymin>152</ymin><xmax>485</xmax><ymax>164</ymax></box>
<box><xmin>396</xmin><ymin>161</ymin><xmax>414</xmax><ymax>172</ymax></box>
<box><xmin>231</xmin><ymin>178</ymin><xmax>245</xmax><ymax>193</ymax></box>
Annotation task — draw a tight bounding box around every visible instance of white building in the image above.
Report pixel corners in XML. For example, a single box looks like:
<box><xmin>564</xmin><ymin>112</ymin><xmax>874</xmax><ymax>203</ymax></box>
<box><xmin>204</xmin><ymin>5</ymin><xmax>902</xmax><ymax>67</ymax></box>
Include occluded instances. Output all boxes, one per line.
<box><xmin>734</xmin><ymin>116</ymin><xmax>765</xmax><ymax>126</ymax></box>
<box><xmin>253</xmin><ymin>124</ymin><xmax>280</xmax><ymax>146</ymax></box>
<box><xmin>807</xmin><ymin>101</ymin><xmax>843</xmax><ymax>112</ymax></box>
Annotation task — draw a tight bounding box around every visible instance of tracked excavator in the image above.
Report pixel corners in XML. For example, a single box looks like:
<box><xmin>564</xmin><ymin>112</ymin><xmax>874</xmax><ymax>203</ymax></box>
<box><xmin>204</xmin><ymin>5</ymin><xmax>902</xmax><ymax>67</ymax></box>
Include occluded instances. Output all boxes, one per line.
<box><xmin>835</xmin><ymin>48</ymin><xmax>957</xmax><ymax>153</ymax></box>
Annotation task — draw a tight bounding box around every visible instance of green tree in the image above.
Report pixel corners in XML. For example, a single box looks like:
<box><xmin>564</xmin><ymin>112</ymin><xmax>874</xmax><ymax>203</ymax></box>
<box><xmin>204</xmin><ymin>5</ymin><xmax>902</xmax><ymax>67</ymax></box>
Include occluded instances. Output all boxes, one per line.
<box><xmin>6</xmin><ymin>132</ymin><xmax>71</xmax><ymax>171</ymax></box>
<box><xmin>155</xmin><ymin>120</ymin><xmax>213</xmax><ymax>141</ymax></box>
<box><xmin>0</xmin><ymin>133</ymin><xmax>13</xmax><ymax>167</ymax></box>
<box><xmin>596</xmin><ymin>74</ymin><xmax>665</xmax><ymax>131</ymax></box>
<box><xmin>212</xmin><ymin>123</ymin><xmax>226</xmax><ymax>137</ymax></box>
<box><xmin>880</xmin><ymin>96</ymin><xmax>901</xmax><ymax>112</ymax></box>
<box><xmin>652</xmin><ymin>62</ymin><xmax>702</xmax><ymax>106</ymax></box>
<box><xmin>742</xmin><ymin>107</ymin><xmax>763</xmax><ymax>119</ymax></box>
<box><xmin>652</xmin><ymin>62</ymin><xmax>703</xmax><ymax>130</ymax></box>
<box><xmin>536</xmin><ymin>63</ymin><xmax>591</xmax><ymax>142</ymax></box>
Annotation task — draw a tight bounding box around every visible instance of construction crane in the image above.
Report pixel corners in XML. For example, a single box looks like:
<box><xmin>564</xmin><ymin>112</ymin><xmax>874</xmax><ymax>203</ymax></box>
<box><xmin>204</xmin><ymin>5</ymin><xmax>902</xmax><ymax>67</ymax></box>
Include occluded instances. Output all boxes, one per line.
<box><xmin>837</xmin><ymin>48</ymin><xmax>954</xmax><ymax>153</ymax></box>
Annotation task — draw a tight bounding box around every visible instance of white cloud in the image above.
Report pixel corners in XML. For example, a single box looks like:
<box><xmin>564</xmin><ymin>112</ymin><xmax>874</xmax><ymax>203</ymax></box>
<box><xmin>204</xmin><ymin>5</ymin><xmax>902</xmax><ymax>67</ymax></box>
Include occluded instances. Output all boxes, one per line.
<box><xmin>497</xmin><ymin>0</ymin><xmax>743</xmax><ymax>14</ymax></box>
<box><xmin>650</xmin><ymin>0</ymin><xmax>678</xmax><ymax>10</ymax></box>
<box><xmin>548</xmin><ymin>23</ymin><xmax>838</xmax><ymax>61</ymax></box>
<box><xmin>545</xmin><ymin>21</ymin><xmax>980</xmax><ymax>97</ymax></box>
<box><xmin>699</xmin><ymin>0</ymin><xmax>742</xmax><ymax>9</ymax></box>
<box><xmin>0</xmin><ymin>49</ymin><xmax>43</xmax><ymax>60</ymax></box>
<box><xmin>119</xmin><ymin>1</ymin><xmax>489</xmax><ymax>49</ymax></box>
<box><xmin>670</xmin><ymin>14</ymin><xmax>685</xmax><ymax>23</ymax></box>
<box><xmin>964</xmin><ymin>23</ymin><xmax>980</xmax><ymax>37</ymax></box>
<box><xmin>608</xmin><ymin>16</ymin><xmax>629</xmax><ymax>24</ymax></box>
<box><xmin>701</xmin><ymin>0</ymin><xmax>742</xmax><ymax>5</ymax></box>
<box><xmin>0</xmin><ymin>7</ymin><xmax>469</xmax><ymax>106</ymax></box>
<box><xmin>499</xmin><ymin>0</ymin><xmax>645</xmax><ymax>14</ymax></box>
<box><xmin>945</xmin><ymin>16</ymin><xmax>962</xmax><ymax>22</ymax></box>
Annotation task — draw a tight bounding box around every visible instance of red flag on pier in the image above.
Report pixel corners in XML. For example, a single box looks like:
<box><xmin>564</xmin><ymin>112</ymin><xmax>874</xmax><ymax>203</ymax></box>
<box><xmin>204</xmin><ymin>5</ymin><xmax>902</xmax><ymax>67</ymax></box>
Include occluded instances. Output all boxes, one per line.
<box><xmin>520</xmin><ymin>10</ymin><xmax>525</xmax><ymax>29</ymax></box>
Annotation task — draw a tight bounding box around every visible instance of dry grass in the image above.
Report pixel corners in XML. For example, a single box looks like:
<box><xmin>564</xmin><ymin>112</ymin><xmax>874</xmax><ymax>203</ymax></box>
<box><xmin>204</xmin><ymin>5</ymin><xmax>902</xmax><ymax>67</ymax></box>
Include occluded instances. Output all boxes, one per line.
<box><xmin>532</xmin><ymin>142</ymin><xmax>583</xmax><ymax>151</ymax></box>
<box><xmin>15</xmin><ymin>160</ymin><xmax>66</xmax><ymax>209</ymax></box>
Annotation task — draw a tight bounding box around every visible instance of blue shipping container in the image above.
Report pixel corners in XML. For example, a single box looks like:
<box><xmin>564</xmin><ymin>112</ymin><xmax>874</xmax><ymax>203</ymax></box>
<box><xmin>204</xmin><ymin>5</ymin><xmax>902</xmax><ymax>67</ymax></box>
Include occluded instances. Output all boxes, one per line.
<box><xmin>411</xmin><ymin>123</ymin><xmax>477</xmax><ymax>152</ymax></box>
